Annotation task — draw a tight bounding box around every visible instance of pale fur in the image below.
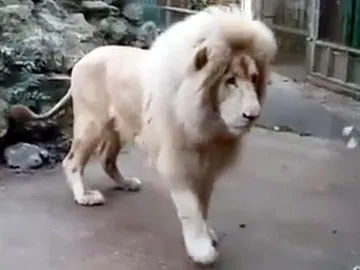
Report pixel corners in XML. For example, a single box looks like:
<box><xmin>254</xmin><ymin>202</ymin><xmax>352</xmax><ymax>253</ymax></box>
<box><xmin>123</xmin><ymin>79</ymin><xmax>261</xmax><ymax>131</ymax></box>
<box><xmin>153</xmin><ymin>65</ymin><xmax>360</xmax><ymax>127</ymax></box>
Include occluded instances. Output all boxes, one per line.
<box><xmin>11</xmin><ymin>5</ymin><xmax>277</xmax><ymax>265</ymax></box>
<box><xmin>136</xmin><ymin>6</ymin><xmax>276</xmax><ymax>264</ymax></box>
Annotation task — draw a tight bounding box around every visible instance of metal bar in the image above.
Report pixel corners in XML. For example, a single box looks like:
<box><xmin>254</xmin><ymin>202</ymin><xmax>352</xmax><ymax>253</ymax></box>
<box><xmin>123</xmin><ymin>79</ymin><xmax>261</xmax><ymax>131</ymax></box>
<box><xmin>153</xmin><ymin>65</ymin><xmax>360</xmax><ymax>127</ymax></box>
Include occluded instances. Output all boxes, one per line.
<box><xmin>307</xmin><ymin>0</ymin><xmax>360</xmax><ymax>91</ymax></box>
<box><xmin>314</xmin><ymin>40</ymin><xmax>360</xmax><ymax>55</ymax></box>
<box><xmin>267</xmin><ymin>23</ymin><xmax>308</xmax><ymax>36</ymax></box>
<box><xmin>344</xmin><ymin>51</ymin><xmax>350</xmax><ymax>83</ymax></box>
<box><xmin>157</xmin><ymin>5</ymin><xmax>196</xmax><ymax>14</ymax></box>
<box><xmin>299</xmin><ymin>0</ymin><xmax>305</xmax><ymax>28</ymax></box>
<box><xmin>307</xmin><ymin>0</ymin><xmax>320</xmax><ymax>73</ymax></box>
<box><xmin>323</xmin><ymin>47</ymin><xmax>331</xmax><ymax>76</ymax></box>
<box><xmin>164</xmin><ymin>0</ymin><xmax>171</xmax><ymax>26</ymax></box>
<box><xmin>311</xmin><ymin>72</ymin><xmax>360</xmax><ymax>90</ymax></box>
<box><xmin>308</xmin><ymin>73</ymin><xmax>360</xmax><ymax>100</ymax></box>
<box><xmin>260</xmin><ymin>0</ymin><xmax>264</xmax><ymax>20</ymax></box>
<box><xmin>158</xmin><ymin>5</ymin><xmax>308</xmax><ymax>36</ymax></box>
<box><xmin>252</xmin><ymin>0</ymin><xmax>263</xmax><ymax>19</ymax></box>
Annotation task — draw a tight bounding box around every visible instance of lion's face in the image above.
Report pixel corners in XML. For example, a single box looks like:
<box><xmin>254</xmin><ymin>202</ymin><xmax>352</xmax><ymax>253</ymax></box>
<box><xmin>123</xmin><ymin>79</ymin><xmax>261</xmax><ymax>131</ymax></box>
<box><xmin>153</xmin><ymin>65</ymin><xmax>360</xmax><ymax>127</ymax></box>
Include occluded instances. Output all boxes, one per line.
<box><xmin>216</xmin><ymin>53</ymin><xmax>264</xmax><ymax>136</ymax></box>
<box><xmin>175</xmin><ymin>47</ymin><xmax>267</xmax><ymax>143</ymax></box>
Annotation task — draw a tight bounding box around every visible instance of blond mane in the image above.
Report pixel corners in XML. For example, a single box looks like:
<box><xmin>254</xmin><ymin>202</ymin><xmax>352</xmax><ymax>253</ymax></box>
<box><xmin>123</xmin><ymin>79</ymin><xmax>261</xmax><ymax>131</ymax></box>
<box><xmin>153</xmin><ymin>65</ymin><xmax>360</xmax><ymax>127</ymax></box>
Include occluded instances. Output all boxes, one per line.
<box><xmin>139</xmin><ymin>4</ymin><xmax>277</xmax><ymax>157</ymax></box>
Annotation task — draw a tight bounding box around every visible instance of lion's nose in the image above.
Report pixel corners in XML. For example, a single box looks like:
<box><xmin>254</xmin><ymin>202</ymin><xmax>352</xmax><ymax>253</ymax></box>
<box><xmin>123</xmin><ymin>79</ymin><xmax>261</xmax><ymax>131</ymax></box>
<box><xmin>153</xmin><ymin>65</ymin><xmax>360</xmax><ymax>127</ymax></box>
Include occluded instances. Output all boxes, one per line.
<box><xmin>242</xmin><ymin>112</ymin><xmax>258</xmax><ymax>121</ymax></box>
<box><xmin>242</xmin><ymin>97</ymin><xmax>260</xmax><ymax>121</ymax></box>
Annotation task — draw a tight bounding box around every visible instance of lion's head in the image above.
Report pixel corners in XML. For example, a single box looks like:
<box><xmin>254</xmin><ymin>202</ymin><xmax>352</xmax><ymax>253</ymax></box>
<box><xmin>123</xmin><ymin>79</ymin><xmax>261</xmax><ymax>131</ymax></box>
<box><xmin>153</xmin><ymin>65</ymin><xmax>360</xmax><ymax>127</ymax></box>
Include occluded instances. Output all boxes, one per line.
<box><xmin>174</xmin><ymin>44</ymin><xmax>269</xmax><ymax>144</ymax></box>
<box><xmin>215</xmin><ymin>52</ymin><xmax>265</xmax><ymax>136</ymax></box>
<box><xmin>144</xmin><ymin>4</ymin><xmax>276</xmax><ymax>146</ymax></box>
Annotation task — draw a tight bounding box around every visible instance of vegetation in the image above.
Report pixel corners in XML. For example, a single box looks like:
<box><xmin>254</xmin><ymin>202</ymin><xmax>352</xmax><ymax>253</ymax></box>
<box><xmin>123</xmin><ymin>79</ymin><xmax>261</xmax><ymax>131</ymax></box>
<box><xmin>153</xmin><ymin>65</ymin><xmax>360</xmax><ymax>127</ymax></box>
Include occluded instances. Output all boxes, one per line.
<box><xmin>0</xmin><ymin>46</ymin><xmax>51</xmax><ymax>110</ymax></box>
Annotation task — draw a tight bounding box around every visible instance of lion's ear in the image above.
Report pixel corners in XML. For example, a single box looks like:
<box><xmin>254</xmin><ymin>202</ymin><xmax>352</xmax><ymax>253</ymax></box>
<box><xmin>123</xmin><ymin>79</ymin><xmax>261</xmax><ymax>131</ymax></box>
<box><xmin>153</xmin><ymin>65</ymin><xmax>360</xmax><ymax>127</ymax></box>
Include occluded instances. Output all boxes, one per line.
<box><xmin>194</xmin><ymin>47</ymin><xmax>208</xmax><ymax>70</ymax></box>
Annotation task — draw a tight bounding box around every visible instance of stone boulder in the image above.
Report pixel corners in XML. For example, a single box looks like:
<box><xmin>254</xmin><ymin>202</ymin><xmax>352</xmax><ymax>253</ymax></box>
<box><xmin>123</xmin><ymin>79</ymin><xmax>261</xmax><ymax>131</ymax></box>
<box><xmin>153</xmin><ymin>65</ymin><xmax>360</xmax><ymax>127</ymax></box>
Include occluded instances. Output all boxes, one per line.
<box><xmin>134</xmin><ymin>20</ymin><xmax>157</xmax><ymax>48</ymax></box>
<box><xmin>0</xmin><ymin>0</ymin><xmax>159</xmax><ymax>168</ymax></box>
<box><xmin>82</xmin><ymin>0</ymin><xmax>112</xmax><ymax>19</ymax></box>
<box><xmin>99</xmin><ymin>16</ymin><xmax>128</xmax><ymax>43</ymax></box>
<box><xmin>3</xmin><ymin>142</ymin><xmax>49</xmax><ymax>170</ymax></box>
<box><xmin>122</xmin><ymin>2</ymin><xmax>143</xmax><ymax>25</ymax></box>
<box><xmin>33</xmin><ymin>0</ymin><xmax>68</xmax><ymax>18</ymax></box>
<box><xmin>0</xmin><ymin>1</ymin><xmax>101</xmax><ymax>75</ymax></box>
<box><xmin>0</xmin><ymin>98</ymin><xmax>9</xmax><ymax>141</ymax></box>
<box><xmin>62</xmin><ymin>13</ymin><xmax>101</xmax><ymax>70</ymax></box>
<box><xmin>0</xmin><ymin>0</ymin><xmax>34</xmax><ymax>7</ymax></box>
<box><xmin>105</xmin><ymin>0</ymin><xmax>127</xmax><ymax>10</ymax></box>
<box><xmin>0</xmin><ymin>1</ymin><xmax>102</xmax><ymax>157</ymax></box>
<box><xmin>0</xmin><ymin>4</ymin><xmax>37</xmax><ymax>46</ymax></box>
<box><xmin>55</xmin><ymin>0</ymin><xmax>83</xmax><ymax>13</ymax></box>
<box><xmin>0</xmin><ymin>1</ymin><xmax>101</xmax><ymax>115</ymax></box>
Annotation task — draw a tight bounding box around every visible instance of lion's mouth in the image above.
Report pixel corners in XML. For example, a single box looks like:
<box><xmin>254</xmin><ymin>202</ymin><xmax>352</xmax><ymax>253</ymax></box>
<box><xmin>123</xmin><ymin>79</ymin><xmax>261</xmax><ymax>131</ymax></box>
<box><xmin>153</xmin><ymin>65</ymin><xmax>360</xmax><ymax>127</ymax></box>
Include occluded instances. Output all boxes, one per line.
<box><xmin>228</xmin><ymin>123</ymin><xmax>251</xmax><ymax>135</ymax></box>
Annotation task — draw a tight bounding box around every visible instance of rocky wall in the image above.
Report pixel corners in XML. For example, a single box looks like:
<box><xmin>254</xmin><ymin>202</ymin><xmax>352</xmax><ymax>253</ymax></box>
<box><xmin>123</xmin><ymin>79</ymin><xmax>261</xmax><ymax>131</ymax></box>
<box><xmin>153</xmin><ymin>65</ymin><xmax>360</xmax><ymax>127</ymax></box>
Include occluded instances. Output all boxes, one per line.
<box><xmin>0</xmin><ymin>0</ymin><xmax>158</xmax><ymax>171</ymax></box>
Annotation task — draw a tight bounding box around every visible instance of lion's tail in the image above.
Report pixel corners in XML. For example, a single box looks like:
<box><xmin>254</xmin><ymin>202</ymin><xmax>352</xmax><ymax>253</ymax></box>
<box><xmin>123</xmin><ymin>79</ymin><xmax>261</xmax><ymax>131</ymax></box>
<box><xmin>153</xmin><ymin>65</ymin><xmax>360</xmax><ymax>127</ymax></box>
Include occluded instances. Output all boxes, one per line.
<box><xmin>33</xmin><ymin>90</ymin><xmax>72</xmax><ymax>120</ymax></box>
<box><xmin>9</xmin><ymin>89</ymin><xmax>72</xmax><ymax>123</ymax></box>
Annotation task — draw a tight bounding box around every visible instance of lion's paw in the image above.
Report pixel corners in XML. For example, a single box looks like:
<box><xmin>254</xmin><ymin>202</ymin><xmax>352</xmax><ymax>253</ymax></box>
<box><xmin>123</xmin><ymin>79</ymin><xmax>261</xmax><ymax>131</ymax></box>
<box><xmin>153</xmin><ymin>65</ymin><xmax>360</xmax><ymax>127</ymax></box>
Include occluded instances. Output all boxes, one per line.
<box><xmin>116</xmin><ymin>177</ymin><xmax>142</xmax><ymax>192</ymax></box>
<box><xmin>185</xmin><ymin>235</ymin><xmax>219</xmax><ymax>265</ymax></box>
<box><xmin>75</xmin><ymin>190</ymin><xmax>105</xmax><ymax>206</ymax></box>
<box><xmin>208</xmin><ymin>226</ymin><xmax>219</xmax><ymax>247</ymax></box>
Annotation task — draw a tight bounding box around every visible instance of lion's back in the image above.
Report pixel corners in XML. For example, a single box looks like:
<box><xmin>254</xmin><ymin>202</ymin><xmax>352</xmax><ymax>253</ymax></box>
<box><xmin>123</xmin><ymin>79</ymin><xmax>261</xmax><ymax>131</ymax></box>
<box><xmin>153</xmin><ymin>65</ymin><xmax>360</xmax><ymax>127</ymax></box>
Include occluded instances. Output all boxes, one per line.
<box><xmin>70</xmin><ymin>45</ymin><xmax>148</xmax><ymax>137</ymax></box>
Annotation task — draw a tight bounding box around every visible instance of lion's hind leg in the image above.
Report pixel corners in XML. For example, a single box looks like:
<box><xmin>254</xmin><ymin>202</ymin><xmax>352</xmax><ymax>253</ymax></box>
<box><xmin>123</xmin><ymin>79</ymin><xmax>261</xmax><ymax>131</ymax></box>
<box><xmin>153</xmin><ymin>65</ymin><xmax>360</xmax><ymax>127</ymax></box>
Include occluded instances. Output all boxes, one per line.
<box><xmin>99</xmin><ymin>125</ymin><xmax>142</xmax><ymax>192</ymax></box>
<box><xmin>62</xmin><ymin>116</ymin><xmax>105</xmax><ymax>206</ymax></box>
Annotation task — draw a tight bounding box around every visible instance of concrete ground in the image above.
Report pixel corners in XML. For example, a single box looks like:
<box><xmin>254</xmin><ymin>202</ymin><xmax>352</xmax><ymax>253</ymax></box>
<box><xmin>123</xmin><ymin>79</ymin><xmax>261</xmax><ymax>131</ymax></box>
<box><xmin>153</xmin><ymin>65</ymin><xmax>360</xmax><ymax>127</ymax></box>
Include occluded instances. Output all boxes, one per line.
<box><xmin>1</xmin><ymin>127</ymin><xmax>360</xmax><ymax>270</ymax></box>
<box><xmin>1</xmin><ymin>71</ymin><xmax>360</xmax><ymax>270</ymax></box>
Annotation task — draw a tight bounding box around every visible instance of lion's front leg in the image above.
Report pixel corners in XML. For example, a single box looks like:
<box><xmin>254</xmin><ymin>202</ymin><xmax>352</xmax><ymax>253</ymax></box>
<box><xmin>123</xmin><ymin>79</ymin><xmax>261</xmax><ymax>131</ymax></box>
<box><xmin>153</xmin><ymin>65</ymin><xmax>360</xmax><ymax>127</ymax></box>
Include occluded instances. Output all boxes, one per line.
<box><xmin>197</xmin><ymin>178</ymin><xmax>218</xmax><ymax>247</ymax></box>
<box><xmin>156</xmin><ymin>145</ymin><xmax>218</xmax><ymax>264</ymax></box>
<box><xmin>170</xmin><ymin>185</ymin><xmax>218</xmax><ymax>265</ymax></box>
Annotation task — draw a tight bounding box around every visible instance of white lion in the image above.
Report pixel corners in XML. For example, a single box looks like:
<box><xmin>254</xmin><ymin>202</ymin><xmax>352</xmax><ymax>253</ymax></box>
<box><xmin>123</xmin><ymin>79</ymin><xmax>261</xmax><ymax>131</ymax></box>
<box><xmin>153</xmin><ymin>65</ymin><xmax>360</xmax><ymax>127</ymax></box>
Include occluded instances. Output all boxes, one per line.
<box><xmin>9</xmin><ymin>4</ymin><xmax>277</xmax><ymax>265</ymax></box>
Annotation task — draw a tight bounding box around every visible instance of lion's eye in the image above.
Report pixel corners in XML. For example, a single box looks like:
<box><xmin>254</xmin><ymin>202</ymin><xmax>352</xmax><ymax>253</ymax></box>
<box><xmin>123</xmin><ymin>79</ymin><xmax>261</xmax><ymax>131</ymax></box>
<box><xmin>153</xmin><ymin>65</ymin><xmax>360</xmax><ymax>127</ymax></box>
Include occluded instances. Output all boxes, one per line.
<box><xmin>250</xmin><ymin>73</ymin><xmax>258</xmax><ymax>84</ymax></box>
<box><xmin>226</xmin><ymin>77</ymin><xmax>236</xmax><ymax>85</ymax></box>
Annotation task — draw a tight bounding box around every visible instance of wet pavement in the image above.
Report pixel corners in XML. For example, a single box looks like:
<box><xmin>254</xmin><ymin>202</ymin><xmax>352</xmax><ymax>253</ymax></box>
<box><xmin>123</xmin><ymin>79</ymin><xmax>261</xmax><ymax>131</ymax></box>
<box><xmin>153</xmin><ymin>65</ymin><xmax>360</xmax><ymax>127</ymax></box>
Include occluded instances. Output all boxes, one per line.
<box><xmin>258</xmin><ymin>73</ymin><xmax>360</xmax><ymax>144</ymax></box>
<box><xmin>1</xmin><ymin>128</ymin><xmax>360</xmax><ymax>270</ymax></box>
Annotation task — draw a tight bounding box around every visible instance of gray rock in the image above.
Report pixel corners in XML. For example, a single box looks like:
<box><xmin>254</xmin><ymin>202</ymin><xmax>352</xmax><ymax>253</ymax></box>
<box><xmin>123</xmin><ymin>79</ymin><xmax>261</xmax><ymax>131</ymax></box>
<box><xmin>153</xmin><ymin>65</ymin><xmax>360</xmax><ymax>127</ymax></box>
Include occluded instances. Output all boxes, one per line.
<box><xmin>0</xmin><ymin>49</ymin><xmax>11</xmax><ymax>82</ymax></box>
<box><xmin>0</xmin><ymin>5</ymin><xmax>63</xmax><ymax>73</ymax></box>
<box><xmin>0</xmin><ymin>0</ymin><xmax>34</xmax><ymax>8</ymax></box>
<box><xmin>34</xmin><ymin>0</ymin><xmax>68</xmax><ymax>18</ymax></box>
<box><xmin>62</xmin><ymin>13</ymin><xmax>98</xmax><ymax>70</ymax></box>
<box><xmin>108</xmin><ymin>4</ymin><xmax>120</xmax><ymax>16</ymax></box>
<box><xmin>0</xmin><ymin>98</ymin><xmax>9</xmax><ymax>139</ymax></box>
<box><xmin>65</xmin><ymin>13</ymin><xmax>96</xmax><ymax>41</ymax></box>
<box><xmin>82</xmin><ymin>0</ymin><xmax>111</xmax><ymax>18</ymax></box>
<box><xmin>135</xmin><ymin>21</ymin><xmax>158</xmax><ymax>48</ymax></box>
<box><xmin>4</xmin><ymin>142</ymin><xmax>49</xmax><ymax>169</ymax></box>
<box><xmin>0</xmin><ymin>4</ymin><xmax>33</xmax><ymax>22</ymax></box>
<box><xmin>0</xmin><ymin>3</ymin><xmax>100</xmax><ymax>116</ymax></box>
<box><xmin>56</xmin><ymin>0</ymin><xmax>83</xmax><ymax>13</ymax></box>
<box><xmin>106</xmin><ymin>0</ymin><xmax>124</xmax><ymax>9</ymax></box>
<box><xmin>99</xmin><ymin>16</ymin><xmax>128</xmax><ymax>43</ymax></box>
<box><xmin>36</xmin><ymin>11</ymin><xmax>67</xmax><ymax>32</ymax></box>
<box><xmin>1</xmin><ymin>6</ymin><xmax>99</xmax><ymax>73</ymax></box>
<box><xmin>0</xmin><ymin>4</ymin><xmax>36</xmax><ymax>44</ymax></box>
<box><xmin>20</xmin><ymin>32</ymin><xmax>65</xmax><ymax>72</ymax></box>
<box><xmin>122</xmin><ymin>2</ymin><xmax>143</xmax><ymax>23</ymax></box>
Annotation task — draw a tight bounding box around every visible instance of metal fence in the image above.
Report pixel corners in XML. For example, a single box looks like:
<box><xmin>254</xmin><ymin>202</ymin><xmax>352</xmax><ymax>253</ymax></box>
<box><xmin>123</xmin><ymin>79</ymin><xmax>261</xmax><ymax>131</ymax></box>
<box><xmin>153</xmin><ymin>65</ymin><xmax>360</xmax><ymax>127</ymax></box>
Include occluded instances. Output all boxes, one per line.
<box><xmin>141</xmin><ymin>0</ymin><xmax>360</xmax><ymax>98</ymax></box>
<box><xmin>256</xmin><ymin>0</ymin><xmax>360</xmax><ymax>98</ymax></box>
<box><xmin>307</xmin><ymin>0</ymin><xmax>360</xmax><ymax>98</ymax></box>
<box><xmin>142</xmin><ymin>4</ymin><xmax>194</xmax><ymax>29</ymax></box>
